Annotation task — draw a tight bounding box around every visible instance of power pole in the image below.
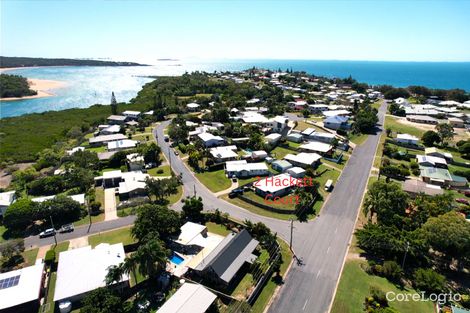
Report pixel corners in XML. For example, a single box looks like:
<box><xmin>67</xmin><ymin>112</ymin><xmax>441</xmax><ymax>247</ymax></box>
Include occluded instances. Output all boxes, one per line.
<box><xmin>194</xmin><ymin>184</ymin><xmax>197</xmax><ymax>197</ymax></box>
<box><xmin>168</xmin><ymin>146</ymin><xmax>172</xmax><ymax>169</ymax></box>
<box><xmin>50</xmin><ymin>215</ymin><xmax>58</xmax><ymax>246</ymax></box>
<box><xmin>289</xmin><ymin>219</ymin><xmax>294</xmax><ymax>251</ymax></box>
<box><xmin>401</xmin><ymin>241</ymin><xmax>410</xmax><ymax>270</ymax></box>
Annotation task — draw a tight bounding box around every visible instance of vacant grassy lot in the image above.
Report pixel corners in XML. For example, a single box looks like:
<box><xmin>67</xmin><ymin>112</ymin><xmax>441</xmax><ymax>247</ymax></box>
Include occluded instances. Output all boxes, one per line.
<box><xmin>332</xmin><ymin>260</ymin><xmax>434</xmax><ymax>313</ymax></box>
<box><xmin>195</xmin><ymin>169</ymin><xmax>232</xmax><ymax>193</ymax></box>
<box><xmin>385</xmin><ymin>116</ymin><xmax>425</xmax><ymax>138</ymax></box>
<box><xmin>88</xmin><ymin>227</ymin><xmax>135</xmax><ymax>247</ymax></box>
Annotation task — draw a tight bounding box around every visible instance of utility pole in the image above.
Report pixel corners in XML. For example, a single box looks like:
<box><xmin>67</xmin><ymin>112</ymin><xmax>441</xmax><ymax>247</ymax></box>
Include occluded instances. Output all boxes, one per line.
<box><xmin>289</xmin><ymin>219</ymin><xmax>294</xmax><ymax>251</ymax></box>
<box><xmin>168</xmin><ymin>146</ymin><xmax>172</xmax><ymax>169</ymax></box>
<box><xmin>194</xmin><ymin>184</ymin><xmax>197</xmax><ymax>197</ymax></box>
<box><xmin>401</xmin><ymin>241</ymin><xmax>410</xmax><ymax>270</ymax></box>
<box><xmin>50</xmin><ymin>215</ymin><xmax>58</xmax><ymax>246</ymax></box>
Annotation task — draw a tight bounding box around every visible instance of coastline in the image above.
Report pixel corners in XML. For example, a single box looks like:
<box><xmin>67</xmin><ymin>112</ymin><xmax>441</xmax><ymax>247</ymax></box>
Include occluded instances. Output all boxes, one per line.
<box><xmin>0</xmin><ymin>78</ymin><xmax>66</xmax><ymax>101</ymax></box>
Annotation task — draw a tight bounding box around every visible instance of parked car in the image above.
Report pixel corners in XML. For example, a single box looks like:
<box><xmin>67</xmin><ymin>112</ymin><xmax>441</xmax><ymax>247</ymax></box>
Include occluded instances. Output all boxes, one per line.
<box><xmin>164</xmin><ymin>135</ymin><xmax>169</xmax><ymax>142</ymax></box>
<box><xmin>39</xmin><ymin>228</ymin><xmax>56</xmax><ymax>238</ymax></box>
<box><xmin>324</xmin><ymin>179</ymin><xmax>333</xmax><ymax>192</ymax></box>
<box><xmin>174</xmin><ymin>150</ymin><xmax>179</xmax><ymax>156</ymax></box>
<box><xmin>456</xmin><ymin>198</ymin><xmax>469</xmax><ymax>205</ymax></box>
<box><xmin>59</xmin><ymin>223</ymin><xmax>74</xmax><ymax>233</ymax></box>
<box><xmin>229</xmin><ymin>188</ymin><xmax>244</xmax><ymax>198</ymax></box>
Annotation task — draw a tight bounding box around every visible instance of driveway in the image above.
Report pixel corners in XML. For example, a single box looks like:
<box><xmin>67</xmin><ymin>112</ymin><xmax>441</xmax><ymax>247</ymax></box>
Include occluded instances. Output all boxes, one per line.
<box><xmin>104</xmin><ymin>188</ymin><xmax>118</xmax><ymax>221</ymax></box>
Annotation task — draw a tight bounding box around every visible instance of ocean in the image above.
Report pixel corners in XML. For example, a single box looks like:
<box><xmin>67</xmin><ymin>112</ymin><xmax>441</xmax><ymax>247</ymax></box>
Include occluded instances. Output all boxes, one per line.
<box><xmin>1</xmin><ymin>59</ymin><xmax>469</xmax><ymax>118</ymax></box>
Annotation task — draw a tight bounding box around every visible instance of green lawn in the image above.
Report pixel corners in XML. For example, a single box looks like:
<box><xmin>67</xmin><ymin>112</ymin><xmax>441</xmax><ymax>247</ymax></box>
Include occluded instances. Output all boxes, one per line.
<box><xmin>167</xmin><ymin>185</ymin><xmax>183</xmax><ymax>205</ymax></box>
<box><xmin>332</xmin><ymin>260</ymin><xmax>434</xmax><ymax>313</ymax></box>
<box><xmin>205</xmin><ymin>222</ymin><xmax>231</xmax><ymax>236</ymax></box>
<box><xmin>322</xmin><ymin>154</ymin><xmax>349</xmax><ymax>170</ymax></box>
<box><xmin>243</xmin><ymin>191</ymin><xmax>297</xmax><ymax>211</ymax></box>
<box><xmin>195</xmin><ymin>169</ymin><xmax>232</xmax><ymax>193</ymax></box>
<box><xmin>271</xmin><ymin>146</ymin><xmax>294</xmax><ymax>159</ymax></box>
<box><xmin>21</xmin><ymin>248</ymin><xmax>39</xmax><ymax>266</ymax></box>
<box><xmin>87</xmin><ymin>145</ymin><xmax>106</xmax><ymax>153</ymax></box>
<box><xmin>373</xmin><ymin>133</ymin><xmax>388</xmax><ymax>169</ymax></box>
<box><xmin>52</xmin><ymin>241</ymin><xmax>70</xmax><ymax>261</ymax></box>
<box><xmin>251</xmin><ymin>239</ymin><xmax>293</xmax><ymax>313</ymax></box>
<box><xmin>294</xmin><ymin>120</ymin><xmax>312</xmax><ymax>131</ymax></box>
<box><xmin>0</xmin><ymin>225</ymin><xmax>7</xmax><ymax>243</ymax></box>
<box><xmin>88</xmin><ymin>227</ymin><xmax>135</xmax><ymax>247</ymax></box>
<box><xmin>349</xmin><ymin>133</ymin><xmax>369</xmax><ymax>146</ymax></box>
<box><xmin>385</xmin><ymin>116</ymin><xmax>425</xmax><ymax>138</ymax></box>
<box><xmin>148</xmin><ymin>165</ymin><xmax>172</xmax><ymax>177</ymax></box>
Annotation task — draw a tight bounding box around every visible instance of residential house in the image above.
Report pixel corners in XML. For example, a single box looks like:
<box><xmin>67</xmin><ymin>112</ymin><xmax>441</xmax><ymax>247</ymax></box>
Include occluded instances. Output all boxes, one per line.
<box><xmin>192</xmin><ymin>230</ymin><xmax>259</xmax><ymax>286</ymax></box>
<box><xmin>402</xmin><ymin>180</ymin><xmax>444</xmax><ymax>198</ymax></box>
<box><xmin>251</xmin><ymin>150</ymin><xmax>268</xmax><ymax>160</ymax></box>
<box><xmin>89</xmin><ymin>134</ymin><xmax>127</xmax><ymax>146</ymax></box>
<box><xmin>157</xmin><ymin>283</ymin><xmax>217</xmax><ymax>313</ymax></box>
<box><xmin>254</xmin><ymin>173</ymin><xmax>299</xmax><ymax>198</ymax></box>
<box><xmin>198</xmin><ymin>133</ymin><xmax>225</xmax><ymax>147</ymax></box>
<box><xmin>107</xmin><ymin>139</ymin><xmax>138</xmax><ymax>151</ymax></box>
<box><xmin>271</xmin><ymin>160</ymin><xmax>293</xmax><ymax>172</ymax></box>
<box><xmin>310</xmin><ymin>132</ymin><xmax>336</xmax><ymax>143</ymax></box>
<box><xmin>107</xmin><ymin>115</ymin><xmax>127</xmax><ymax>125</ymax></box>
<box><xmin>0</xmin><ymin>191</ymin><xmax>16</xmax><ymax>217</ymax></box>
<box><xmin>31</xmin><ymin>194</ymin><xmax>85</xmax><ymax>206</ymax></box>
<box><xmin>287</xmin><ymin>132</ymin><xmax>303</xmax><ymax>143</ymax></box>
<box><xmin>209</xmin><ymin>146</ymin><xmax>238</xmax><ymax>163</ymax></box>
<box><xmin>264</xmin><ymin>133</ymin><xmax>282</xmax><ymax>145</ymax></box>
<box><xmin>122</xmin><ymin>110</ymin><xmax>141</xmax><ymax>120</ymax></box>
<box><xmin>287</xmin><ymin>167</ymin><xmax>306</xmax><ymax>178</ymax></box>
<box><xmin>322</xmin><ymin>110</ymin><xmax>350</xmax><ymax>117</ymax></box>
<box><xmin>448</xmin><ymin>117</ymin><xmax>465</xmax><ymax>128</ymax></box>
<box><xmin>406</xmin><ymin>115</ymin><xmax>438</xmax><ymax>125</ymax></box>
<box><xmin>0</xmin><ymin>261</ymin><xmax>45</xmax><ymax>313</ymax></box>
<box><xmin>395</xmin><ymin>134</ymin><xmax>420</xmax><ymax>146</ymax></box>
<box><xmin>299</xmin><ymin>142</ymin><xmax>333</xmax><ymax>156</ymax></box>
<box><xmin>416</xmin><ymin>155</ymin><xmax>447</xmax><ymax>168</ymax></box>
<box><xmin>301</xmin><ymin>128</ymin><xmax>316</xmax><ymax>139</ymax></box>
<box><xmin>187</xmin><ymin>103</ymin><xmax>200</xmax><ymax>111</ymax></box>
<box><xmin>308</xmin><ymin>104</ymin><xmax>329</xmax><ymax>114</ymax></box>
<box><xmin>266</xmin><ymin>116</ymin><xmax>289</xmax><ymax>133</ymax></box>
<box><xmin>126</xmin><ymin>153</ymin><xmax>144</xmax><ymax>171</ymax></box>
<box><xmin>284</xmin><ymin>152</ymin><xmax>321</xmax><ymax>168</ymax></box>
<box><xmin>323</xmin><ymin>116</ymin><xmax>349</xmax><ymax>130</ymax></box>
<box><xmin>99</xmin><ymin>125</ymin><xmax>121</xmax><ymax>135</ymax></box>
<box><xmin>424</xmin><ymin>147</ymin><xmax>453</xmax><ymax>162</ymax></box>
<box><xmin>94</xmin><ymin>170</ymin><xmax>150</xmax><ymax>199</ymax></box>
<box><xmin>225</xmin><ymin>160</ymin><xmax>269</xmax><ymax>178</ymax></box>
<box><xmin>54</xmin><ymin>243</ymin><xmax>129</xmax><ymax>305</ymax></box>
<box><xmin>420</xmin><ymin>167</ymin><xmax>467</xmax><ymax>187</ymax></box>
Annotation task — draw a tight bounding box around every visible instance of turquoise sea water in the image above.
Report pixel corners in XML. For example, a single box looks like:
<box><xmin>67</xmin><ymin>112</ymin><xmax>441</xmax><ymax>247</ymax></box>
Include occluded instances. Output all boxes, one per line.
<box><xmin>1</xmin><ymin>60</ymin><xmax>470</xmax><ymax>118</ymax></box>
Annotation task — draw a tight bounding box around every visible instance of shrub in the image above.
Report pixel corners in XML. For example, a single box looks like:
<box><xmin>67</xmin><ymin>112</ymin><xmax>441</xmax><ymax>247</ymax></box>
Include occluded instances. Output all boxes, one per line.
<box><xmin>157</xmin><ymin>169</ymin><xmax>164</xmax><ymax>174</ymax></box>
<box><xmin>413</xmin><ymin>268</ymin><xmax>446</xmax><ymax>294</ymax></box>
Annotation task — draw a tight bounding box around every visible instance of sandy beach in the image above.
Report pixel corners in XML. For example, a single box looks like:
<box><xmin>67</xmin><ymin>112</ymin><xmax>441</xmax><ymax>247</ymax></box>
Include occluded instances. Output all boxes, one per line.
<box><xmin>0</xmin><ymin>77</ymin><xmax>66</xmax><ymax>101</ymax></box>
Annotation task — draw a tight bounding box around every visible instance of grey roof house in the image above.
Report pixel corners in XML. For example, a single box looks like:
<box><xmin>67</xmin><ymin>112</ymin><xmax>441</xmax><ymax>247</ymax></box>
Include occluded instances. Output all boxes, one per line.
<box><xmin>193</xmin><ymin>229</ymin><xmax>259</xmax><ymax>285</ymax></box>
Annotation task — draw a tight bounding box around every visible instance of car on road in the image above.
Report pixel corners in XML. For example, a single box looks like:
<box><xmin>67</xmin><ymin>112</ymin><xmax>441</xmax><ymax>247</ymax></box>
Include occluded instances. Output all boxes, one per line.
<box><xmin>456</xmin><ymin>198</ymin><xmax>469</xmax><ymax>205</ymax></box>
<box><xmin>39</xmin><ymin>228</ymin><xmax>56</xmax><ymax>238</ymax></box>
<box><xmin>59</xmin><ymin>223</ymin><xmax>74</xmax><ymax>233</ymax></box>
<box><xmin>174</xmin><ymin>150</ymin><xmax>179</xmax><ymax>156</ymax></box>
<box><xmin>164</xmin><ymin>135</ymin><xmax>169</xmax><ymax>142</ymax></box>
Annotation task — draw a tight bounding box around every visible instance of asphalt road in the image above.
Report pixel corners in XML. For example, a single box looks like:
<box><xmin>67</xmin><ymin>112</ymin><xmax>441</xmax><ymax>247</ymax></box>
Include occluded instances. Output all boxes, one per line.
<box><xmin>268</xmin><ymin>102</ymin><xmax>387</xmax><ymax>313</ymax></box>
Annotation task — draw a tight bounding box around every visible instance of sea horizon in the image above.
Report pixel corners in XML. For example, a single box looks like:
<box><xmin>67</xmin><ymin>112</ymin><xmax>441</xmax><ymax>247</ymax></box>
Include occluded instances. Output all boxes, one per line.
<box><xmin>1</xmin><ymin>59</ymin><xmax>470</xmax><ymax>118</ymax></box>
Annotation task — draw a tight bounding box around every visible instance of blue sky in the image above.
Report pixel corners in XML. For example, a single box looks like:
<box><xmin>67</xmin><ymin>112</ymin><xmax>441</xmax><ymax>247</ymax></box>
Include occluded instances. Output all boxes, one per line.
<box><xmin>1</xmin><ymin>0</ymin><xmax>469</xmax><ymax>63</ymax></box>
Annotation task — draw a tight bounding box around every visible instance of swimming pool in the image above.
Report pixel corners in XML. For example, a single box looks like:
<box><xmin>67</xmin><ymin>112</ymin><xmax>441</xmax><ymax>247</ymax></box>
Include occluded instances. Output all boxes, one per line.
<box><xmin>170</xmin><ymin>253</ymin><xmax>184</xmax><ymax>265</ymax></box>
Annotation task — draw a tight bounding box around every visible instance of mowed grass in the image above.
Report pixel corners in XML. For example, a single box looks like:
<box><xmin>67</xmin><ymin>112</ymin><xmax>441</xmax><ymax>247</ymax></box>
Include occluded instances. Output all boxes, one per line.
<box><xmin>349</xmin><ymin>133</ymin><xmax>369</xmax><ymax>146</ymax></box>
<box><xmin>88</xmin><ymin>227</ymin><xmax>135</xmax><ymax>247</ymax></box>
<box><xmin>221</xmin><ymin>195</ymin><xmax>296</xmax><ymax>221</ymax></box>
<box><xmin>251</xmin><ymin>239</ymin><xmax>293</xmax><ymax>313</ymax></box>
<box><xmin>195</xmin><ymin>169</ymin><xmax>232</xmax><ymax>192</ymax></box>
<box><xmin>205</xmin><ymin>222</ymin><xmax>231</xmax><ymax>236</ymax></box>
<box><xmin>21</xmin><ymin>248</ymin><xmax>39</xmax><ymax>266</ymax></box>
<box><xmin>148</xmin><ymin>165</ymin><xmax>172</xmax><ymax>177</ymax></box>
<box><xmin>52</xmin><ymin>241</ymin><xmax>70</xmax><ymax>261</ymax></box>
<box><xmin>271</xmin><ymin>146</ymin><xmax>294</xmax><ymax>159</ymax></box>
<box><xmin>331</xmin><ymin>260</ymin><xmax>434</xmax><ymax>313</ymax></box>
<box><xmin>167</xmin><ymin>185</ymin><xmax>183</xmax><ymax>205</ymax></box>
<box><xmin>385</xmin><ymin>116</ymin><xmax>425</xmax><ymax>138</ymax></box>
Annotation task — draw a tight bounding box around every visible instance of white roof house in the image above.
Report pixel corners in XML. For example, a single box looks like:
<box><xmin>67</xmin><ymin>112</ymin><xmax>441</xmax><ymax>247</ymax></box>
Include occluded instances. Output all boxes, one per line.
<box><xmin>0</xmin><ymin>190</ymin><xmax>16</xmax><ymax>216</ymax></box>
<box><xmin>396</xmin><ymin>134</ymin><xmax>420</xmax><ymax>145</ymax></box>
<box><xmin>284</xmin><ymin>153</ymin><xmax>321</xmax><ymax>168</ymax></box>
<box><xmin>424</xmin><ymin>147</ymin><xmax>453</xmax><ymax>161</ymax></box>
<box><xmin>54</xmin><ymin>243</ymin><xmax>129</xmax><ymax>303</ymax></box>
<box><xmin>254</xmin><ymin>173</ymin><xmax>300</xmax><ymax>194</ymax></box>
<box><xmin>299</xmin><ymin>142</ymin><xmax>333</xmax><ymax>154</ymax></box>
<box><xmin>416</xmin><ymin>155</ymin><xmax>447</xmax><ymax>167</ymax></box>
<box><xmin>157</xmin><ymin>282</ymin><xmax>217</xmax><ymax>313</ymax></box>
<box><xmin>122</xmin><ymin>110</ymin><xmax>141</xmax><ymax>118</ymax></box>
<box><xmin>100</xmin><ymin>124</ymin><xmax>121</xmax><ymax>135</ymax></box>
<box><xmin>175</xmin><ymin>222</ymin><xmax>208</xmax><ymax>246</ymax></box>
<box><xmin>89</xmin><ymin>134</ymin><xmax>127</xmax><ymax>145</ymax></box>
<box><xmin>31</xmin><ymin>194</ymin><xmax>86</xmax><ymax>205</ymax></box>
<box><xmin>287</xmin><ymin>167</ymin><xmax>306</xmax><ymax>178</ymax></box>
<box><xmin>209</xmin><ymin>146</ymin><xmax>238</xmax><ymax>162</ymax></box>
<box><xmin>301</xmin><ymin>128</ymin><xmax>316</xmax><ymax>137</ymax></box>
<box><xmin>251</xmin><ymin>150</ymin><xmax>268</xmax><ymax>160</ymax></box>
<box><xmin>240</xmin><ymin>111</ymin><xmax>269</xmax><ymax>124</ymax></box>
<box><xmin>107</xmin><ymin>139</ymin><xmax>138</xmax><ymax>151</ymax></box>
<box><xmin>322</xmin><ymin>110</ymin><xmax>351</xmax><ymax>117</ymax></box>
<box><xmin>187</xmin><ymin>102</ymin><xmax>200</xmax><ymax>109</ymax></box>
<box><xmin>264</xmin><ymin>133</ymin><xmax>282</xmax><ymax>144</ymax></box>
<box><xmin>225</xmin><ymin>160</ymin><xmax>269</xmax><ymax>178</ymax></box>
<box><xmin>0</xmin><ymin>261</ymin><xmax>45</xmax><ymax>311</ymax></box>
<box><xmin>197</xmin><ymin>133</ymin><xmax>224</xmax><ymax>147</ymax></box>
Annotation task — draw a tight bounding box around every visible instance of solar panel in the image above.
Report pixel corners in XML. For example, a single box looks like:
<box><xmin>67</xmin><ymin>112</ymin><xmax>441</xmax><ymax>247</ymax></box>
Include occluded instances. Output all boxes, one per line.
<box><xmin>0</xmin><ymin>275</ymin><xmax>20</xmax><ymax>290</ymax></box>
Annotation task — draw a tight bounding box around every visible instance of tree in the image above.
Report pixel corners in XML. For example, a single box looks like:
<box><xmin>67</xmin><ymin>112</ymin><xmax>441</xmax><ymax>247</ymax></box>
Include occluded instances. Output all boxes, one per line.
<box><xmin>168</xmin><ymin>116</ymin><xmax>189</xmax><ymax>144</ymax></box>
<box><xmin>421</xmin><ymin>130</ymin><xmax>441</xmax><ymax>147</ymax></box>
<box><xmin>81</xmin><ymin>287</ymin><xmax>124</xmax><ymax>313</ymax></box>
<box><xmin>110</xmin><ymin>92</ymin><xmax>117</xmax><ymax>115</ymax></box>
<box><xmin>422</xmin><ymin>211</ymin><xmax>470</xmax><ymax>261</ymax></box>
<box><xmin>67</xmin><ymin>150</ymin><xmax>100</xmax><ymax>170</ymax></box>
<box><xmin>435</xmin><ymin>123</ymin><xmax>454</xmax><ymax>144</ymax></box>
<box><xmin>145</xmin><ymin>176</ymin><xmax>179</xmax><ymax>203</ymax></box>
<box><xmin>294</xmin><ymin>188</ymin><xmax>314</xmax><ymax>220</ymax></box>
<box><xmin>388</xmin><ymin>102</ymin><xmax>405</xmax><ymax>116</ymax></box>
<box><xmin>362</xmin><ymin>180</ymin><xmax>409</xmax><ymax>226</ymax></box>
<box><xmin>138</xmin><ymin>142</ymin><xmax>162</xmax><ymax>165</ymax></box>
<box><xmin>38</xmin><ymin>195</ymin><xmax>83</xmax><ymax>226</ymax></box>
<box><xmin>353</xmin><ymin>105</ymin><xmax>378</xmax><ymax>133</ymax></box>
<box><xmin>0</xmin><ymin>239</ymin><xmax>25</xmax><ymax>271</ymax></box>
<box><xmin>182</xmin><ymin>196</ymin><xmax>204</xmax><ymax>221</ymax></box>
<box><xmin>132</xmin><ymin>204</ymin><xmax>181</xmax><ymax>242</ymax></box>
<box><xmin>3</xmin><ymin>198</ymin><xmax>35</xmax><ymax>231</ymax></box>
<box><xmin>413</xmin><ymin>268</ymin><xmax>446</xmax><ymax>295</ymax></box>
